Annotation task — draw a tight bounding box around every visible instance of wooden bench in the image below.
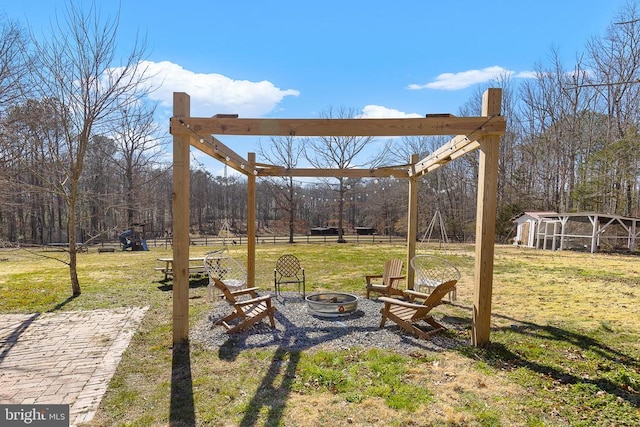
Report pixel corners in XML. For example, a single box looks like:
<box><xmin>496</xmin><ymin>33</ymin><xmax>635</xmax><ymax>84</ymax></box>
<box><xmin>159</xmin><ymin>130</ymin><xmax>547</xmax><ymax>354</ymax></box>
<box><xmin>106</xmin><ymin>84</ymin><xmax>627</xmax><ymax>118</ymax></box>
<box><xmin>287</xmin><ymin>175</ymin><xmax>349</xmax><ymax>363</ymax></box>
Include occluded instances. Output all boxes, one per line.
<box><xmin>155</xmin><ymin>257</ymin><xmax>207</xmax><ymax>280</ymax></box>
<box><xmin>154</xmin><ymin>267</ymin><xmax>207</xmax><ymax>280</ymax></box>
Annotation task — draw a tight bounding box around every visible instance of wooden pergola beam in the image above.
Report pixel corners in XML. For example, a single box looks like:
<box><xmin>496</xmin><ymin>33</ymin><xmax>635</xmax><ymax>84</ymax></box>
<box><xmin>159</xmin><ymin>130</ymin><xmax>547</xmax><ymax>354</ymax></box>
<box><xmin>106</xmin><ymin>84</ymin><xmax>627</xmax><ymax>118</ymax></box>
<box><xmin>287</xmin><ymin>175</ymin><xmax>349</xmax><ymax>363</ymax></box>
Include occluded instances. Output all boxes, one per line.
<box><xmin>412</xmin><ymin>135</ymin><xmax>481</xmax><ymax>176</ymax></box>
<box><xmin>256</xmin><ymin>166</ymin><xmax>411</xmax><ymax>178</ymax></box>
<box><xmin>170</xmin><ymin>115</ymin><xmax>506</xmax><ymax>137</ymax></box>
<box><xmin>184</xmin><ymin>134</ymin><xmax>250</xmax><ymax>176</ymax></box>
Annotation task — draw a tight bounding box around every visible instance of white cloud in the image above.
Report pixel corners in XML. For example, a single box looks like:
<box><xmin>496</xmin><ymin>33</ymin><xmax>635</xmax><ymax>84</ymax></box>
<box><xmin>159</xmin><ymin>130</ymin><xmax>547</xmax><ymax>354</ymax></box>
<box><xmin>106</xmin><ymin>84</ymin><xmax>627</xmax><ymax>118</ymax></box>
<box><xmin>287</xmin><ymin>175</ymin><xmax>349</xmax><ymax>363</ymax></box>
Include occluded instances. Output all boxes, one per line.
<box><xmin>360</xmin><ymin>105</ymin><xmax>422</xmax><ymax>118</ymax></box>
<box><xmin>515</xmin><ymin>70</ymin><xmax>537</xmax><ymax>79</ymax></box>
<box><xmin>139</xmin><ymin>60</ymin><xmax>300</xmax><ymax>117</ymax></box>
<box><xmin>408</xmin><ymin>66</ymin><xmax>533</xmax><ymax>91</ymax></box>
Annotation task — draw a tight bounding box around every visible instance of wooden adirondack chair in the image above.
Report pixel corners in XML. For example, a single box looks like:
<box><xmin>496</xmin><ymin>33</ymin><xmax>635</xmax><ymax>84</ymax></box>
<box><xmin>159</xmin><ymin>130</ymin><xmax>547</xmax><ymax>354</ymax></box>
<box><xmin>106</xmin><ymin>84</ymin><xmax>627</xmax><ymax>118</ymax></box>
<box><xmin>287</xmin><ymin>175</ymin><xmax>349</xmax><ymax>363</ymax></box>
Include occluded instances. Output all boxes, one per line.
<box><xmin>365</xmin><ymin>258</ymin><xmax>405</xmax><ymax>299</ymax></box>
<box><xmin>211</xmin><ymin>278</ymin><xmax>276</xmax><ymax>334</ymax></box>
<box><xmin>378</xmin><ymin>279</ymin><xmax>457</xmax><ymax>339</ymax></box>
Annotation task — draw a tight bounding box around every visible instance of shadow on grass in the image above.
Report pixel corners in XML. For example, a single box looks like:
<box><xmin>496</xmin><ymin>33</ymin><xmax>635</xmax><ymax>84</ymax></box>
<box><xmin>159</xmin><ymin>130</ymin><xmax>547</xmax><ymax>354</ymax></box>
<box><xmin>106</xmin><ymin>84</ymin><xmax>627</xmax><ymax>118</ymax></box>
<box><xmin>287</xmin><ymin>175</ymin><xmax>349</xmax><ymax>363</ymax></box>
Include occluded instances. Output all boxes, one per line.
<box><xmin>0</xmin><ymin>295</ymin><xmax>79</xmax><ymax>363</ymax></box>
<box><xmin>219</xmin><ymin>312</ymin><xmax>311</xmax><ymax>427</ymax></box>
<box><xmin>236</xmin><ymin>345</ymin><xmax>301</xmax><ymax>427</ymax></box>
<box><xmin>48</xmin><ymin>294</ymin><xmax>79</xmax><ymax>312</ymax></box>
<box><xmin>170</xmin><ymin>342</ymin><xmax>195</xmax><ymax>426</ymax></box>
<box><xmin>457</xmin><ymin>311</ymin><xmax>640</xmax><ymax>409</ymax></box>
<box><xmin>216</xmin><ymin>298</ymin><xmax>457</xmax><ymax>427</ymax></box>
<box><xmin>157</xmin><ymin>277</ymin><xmax>209</xmax><ymax>292</ymax></box>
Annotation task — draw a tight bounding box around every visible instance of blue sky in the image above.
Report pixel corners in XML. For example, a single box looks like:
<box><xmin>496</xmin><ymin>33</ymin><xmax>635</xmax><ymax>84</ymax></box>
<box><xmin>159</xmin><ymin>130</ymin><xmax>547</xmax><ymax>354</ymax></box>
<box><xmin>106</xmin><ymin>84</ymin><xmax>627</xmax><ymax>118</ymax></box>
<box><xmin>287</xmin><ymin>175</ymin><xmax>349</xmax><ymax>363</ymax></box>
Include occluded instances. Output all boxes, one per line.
<box><xmin>0</xmin><ymin>0</ymin><xmax>630</xmax><ymax>171</ymax></box>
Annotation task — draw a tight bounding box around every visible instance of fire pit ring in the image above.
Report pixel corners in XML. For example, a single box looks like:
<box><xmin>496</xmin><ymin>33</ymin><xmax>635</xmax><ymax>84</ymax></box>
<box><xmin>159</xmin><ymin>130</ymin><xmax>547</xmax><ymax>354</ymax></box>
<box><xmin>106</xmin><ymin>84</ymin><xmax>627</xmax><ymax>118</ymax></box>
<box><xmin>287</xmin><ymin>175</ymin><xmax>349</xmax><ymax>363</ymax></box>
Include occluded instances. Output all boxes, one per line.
<box><xmin>305</xmin><ymin>292</ymin><xmax>359</xmax><ymax>317</ymax></box>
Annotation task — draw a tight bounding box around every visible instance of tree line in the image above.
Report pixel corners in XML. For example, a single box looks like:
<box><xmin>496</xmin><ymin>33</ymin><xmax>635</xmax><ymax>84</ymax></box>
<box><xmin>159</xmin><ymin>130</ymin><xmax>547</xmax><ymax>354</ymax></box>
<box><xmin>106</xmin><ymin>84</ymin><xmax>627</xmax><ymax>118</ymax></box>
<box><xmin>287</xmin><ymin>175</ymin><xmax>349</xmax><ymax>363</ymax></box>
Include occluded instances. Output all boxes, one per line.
<box><xmin>2</xmin><ymin>2</ymin><xmax>640</xmax><ymax>269</ymax></box>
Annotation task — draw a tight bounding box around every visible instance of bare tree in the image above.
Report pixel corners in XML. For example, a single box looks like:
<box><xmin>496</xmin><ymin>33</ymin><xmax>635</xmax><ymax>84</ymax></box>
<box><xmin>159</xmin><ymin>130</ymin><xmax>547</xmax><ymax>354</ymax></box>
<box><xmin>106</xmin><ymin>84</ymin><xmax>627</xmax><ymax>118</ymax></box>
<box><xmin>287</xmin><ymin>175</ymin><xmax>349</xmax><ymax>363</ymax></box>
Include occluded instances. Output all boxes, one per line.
<box><xmin>586</xmin><ymin>2</ymin><xmax>640</xmax><ymax>215</ymax></box>
<box><xmin>0</xmin><ymin>16</ymin><xmax>30</xmax><ymax>109</ymax></box>
<box><xmin>82</xmin><ymin>134</ymin><xmax>120</xmax><ymax>238</ymax></box>
<box><xmin>389</xmin><ymin>135</ymin><xmax>431</xmax><ymax>164</ymax></box>
<box><xmin>0</xmin><ymin>17</ymin><xmax>31</xmax><ymax>237</ymax></box>
<box><xmin>304</xmin><ymin>106</ymin><xmax>378</xmax><ymax>243</ymax></box>
<box><xmin>28</xmin><ymin>2</ymin><xmax>151</xmax><ymax>296</ymax></box>
<box><xmin>110</xmin><ymin>101</ymin><xmax>165</xmax><ymax>227</ymax></box>
<box><xmin>588</xmin><ymin>2</ymin><xmax>640</xmax><ymax>140</ymax></box>
<box><xmin>258</xmin><ymin>135</ymin><xmax>303</xmax><ymax>243</ymax></box>
<box><xmin>2</xmin><ymin>98</ymin><xmax>67</xmax><ymax>244</ymax></box>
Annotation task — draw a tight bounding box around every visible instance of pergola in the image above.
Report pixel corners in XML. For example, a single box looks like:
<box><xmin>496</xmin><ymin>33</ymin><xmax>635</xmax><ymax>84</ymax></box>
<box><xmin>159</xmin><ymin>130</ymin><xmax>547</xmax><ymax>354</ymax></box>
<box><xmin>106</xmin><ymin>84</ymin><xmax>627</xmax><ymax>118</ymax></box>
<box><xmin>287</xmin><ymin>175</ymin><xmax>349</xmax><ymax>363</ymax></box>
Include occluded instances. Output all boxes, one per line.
<box><xmin>169</xmin><ymin>88</ymin><xmax>506</xmax><ymax>347</ymax></box>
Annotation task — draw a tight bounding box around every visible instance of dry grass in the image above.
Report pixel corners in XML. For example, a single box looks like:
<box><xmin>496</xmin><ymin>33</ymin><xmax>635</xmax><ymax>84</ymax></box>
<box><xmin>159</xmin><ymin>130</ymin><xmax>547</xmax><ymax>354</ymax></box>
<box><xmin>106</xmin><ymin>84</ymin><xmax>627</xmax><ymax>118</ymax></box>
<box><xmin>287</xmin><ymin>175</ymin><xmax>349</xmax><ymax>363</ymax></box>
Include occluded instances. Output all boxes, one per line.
<box><xmin>488</xmin><ymin>249</ymin><xmax>640</xmax><ymax>331</ymax></box>
<box><xmin>1</xmin><ymin>242</ymin><xmax>638</xmax><ymax>426</ymax></box>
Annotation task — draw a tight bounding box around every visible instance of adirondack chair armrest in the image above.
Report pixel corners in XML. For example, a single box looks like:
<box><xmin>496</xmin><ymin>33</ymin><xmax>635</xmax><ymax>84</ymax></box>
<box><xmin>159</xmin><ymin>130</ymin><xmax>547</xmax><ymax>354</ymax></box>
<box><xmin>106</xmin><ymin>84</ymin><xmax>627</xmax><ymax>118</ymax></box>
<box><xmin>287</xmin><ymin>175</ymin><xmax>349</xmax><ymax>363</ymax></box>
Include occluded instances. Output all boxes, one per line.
<box><xmin>365</xmin><ymin>274</ymin><xmax>383</xmax><ymax>284</ymax></box>
<box><xmin>404</xmin><ymin>289</ymin><xmax>430</xmax><ymax>301</ymax></box>
<box><xmin>234</xmin><ymin>295</ymin><xmax>273</xmax><ymax>307</ymax></box>
<box><xmin>386</xmin><ymin>275</ymin><xmax>406</xmax><ymax>288</ymax></box>
<box><xmin>230</xmin><ymin>287</ymin><xmax>260</xmax><ymax>297</ymax></box>
<box><xmin>378</xmin><ymin>296</ymin><xmax>424</xmax><ymax>309</ymax></box>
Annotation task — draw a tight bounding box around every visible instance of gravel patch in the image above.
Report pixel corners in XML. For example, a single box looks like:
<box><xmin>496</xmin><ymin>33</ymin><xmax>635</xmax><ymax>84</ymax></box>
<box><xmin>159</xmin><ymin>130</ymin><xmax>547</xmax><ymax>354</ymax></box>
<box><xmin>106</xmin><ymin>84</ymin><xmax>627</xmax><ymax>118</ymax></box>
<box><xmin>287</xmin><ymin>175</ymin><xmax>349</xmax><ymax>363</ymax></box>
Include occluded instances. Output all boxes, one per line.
<box><xmin>191</xmin><ymin>291</ymin><xmax>468</xmax><ymax>354</ymax></box>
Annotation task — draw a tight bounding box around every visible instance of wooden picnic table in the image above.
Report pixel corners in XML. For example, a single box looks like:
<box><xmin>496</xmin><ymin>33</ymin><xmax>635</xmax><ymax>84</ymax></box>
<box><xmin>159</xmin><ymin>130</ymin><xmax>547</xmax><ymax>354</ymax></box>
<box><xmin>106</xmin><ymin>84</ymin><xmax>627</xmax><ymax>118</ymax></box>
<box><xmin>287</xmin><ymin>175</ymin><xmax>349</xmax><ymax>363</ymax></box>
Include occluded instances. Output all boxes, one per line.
<box><xmin>155</xmin><ymin>257</ymin><xmax>206</xmax><ymax>281</ymax></box>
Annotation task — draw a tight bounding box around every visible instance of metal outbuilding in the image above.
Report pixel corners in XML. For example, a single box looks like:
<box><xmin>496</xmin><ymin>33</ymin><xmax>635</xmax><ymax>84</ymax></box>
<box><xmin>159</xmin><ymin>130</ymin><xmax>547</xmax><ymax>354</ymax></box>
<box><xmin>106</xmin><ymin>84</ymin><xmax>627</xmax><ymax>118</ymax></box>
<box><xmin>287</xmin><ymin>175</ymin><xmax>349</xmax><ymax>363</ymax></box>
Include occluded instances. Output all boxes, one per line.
<box><xmin>513</xmin><ymin>211</ymin><xmax>639</xmax><ymax>253</ymax></box>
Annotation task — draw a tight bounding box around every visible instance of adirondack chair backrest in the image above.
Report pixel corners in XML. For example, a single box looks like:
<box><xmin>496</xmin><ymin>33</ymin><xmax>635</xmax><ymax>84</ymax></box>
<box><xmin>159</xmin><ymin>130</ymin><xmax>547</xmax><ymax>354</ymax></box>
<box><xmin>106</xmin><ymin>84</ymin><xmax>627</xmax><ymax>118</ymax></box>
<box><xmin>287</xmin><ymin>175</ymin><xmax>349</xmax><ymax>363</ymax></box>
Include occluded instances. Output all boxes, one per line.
<box><xmin>382</xmin><ymin>258</ymin><xmax>404</xmax><ymax>286</ymax></box>
<box><xmin>421</xmin><ymin>280</ymin><xmax>458</xmax><ymax>308</ymax></box>
<box><xmin>210</xmin><ymin>277</ymin><xmax>237</xmax><ymax>302</ymax></box>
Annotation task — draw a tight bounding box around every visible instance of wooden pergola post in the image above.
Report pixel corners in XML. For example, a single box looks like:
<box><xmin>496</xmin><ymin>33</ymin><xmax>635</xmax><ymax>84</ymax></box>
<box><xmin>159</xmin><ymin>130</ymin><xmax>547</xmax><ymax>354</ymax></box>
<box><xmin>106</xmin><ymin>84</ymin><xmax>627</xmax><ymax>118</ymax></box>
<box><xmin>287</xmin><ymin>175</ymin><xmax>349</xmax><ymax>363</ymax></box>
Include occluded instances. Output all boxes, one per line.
<box><xmin>472</xmin><ymin>88</ymin><xmax>501</xmax><ymax>347</ymax></box>
<box><xmin>406</xmin><ymin>154</ymin><xmax>419</xmax><ymax>290</ymax></box>
<box><xmin>172</xmin><ymin>92</ymin><xmax>191</xmax><ymax>344</ymax></box>
<box><xmin>590</xmin><ymin>215</ymin><xmax>599</xmax><ymax>253</ymax></box>
<box><xmin>247</xmin><ymin>152</ymin><xmax>256</xmax><ymax>287</ymax></box>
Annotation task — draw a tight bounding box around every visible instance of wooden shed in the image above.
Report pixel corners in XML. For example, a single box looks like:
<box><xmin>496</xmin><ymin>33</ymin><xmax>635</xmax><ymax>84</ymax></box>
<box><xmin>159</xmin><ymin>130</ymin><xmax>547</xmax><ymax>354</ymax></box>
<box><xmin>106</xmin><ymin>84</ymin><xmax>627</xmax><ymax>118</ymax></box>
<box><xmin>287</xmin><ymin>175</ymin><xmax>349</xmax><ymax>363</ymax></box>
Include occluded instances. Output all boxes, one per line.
<box><xmin>513</xmin><ymin>211</ymin><xmax>559</xmax><ymax>248</ymax></box>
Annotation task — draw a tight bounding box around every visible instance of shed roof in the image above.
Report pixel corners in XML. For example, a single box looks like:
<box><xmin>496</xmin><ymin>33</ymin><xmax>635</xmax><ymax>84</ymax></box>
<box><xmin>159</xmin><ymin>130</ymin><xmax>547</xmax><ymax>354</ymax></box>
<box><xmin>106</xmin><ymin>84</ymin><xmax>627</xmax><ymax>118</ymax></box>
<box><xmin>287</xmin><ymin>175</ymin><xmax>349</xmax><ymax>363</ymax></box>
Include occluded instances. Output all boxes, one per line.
<box><xmin>512</xmin><ymin>211</ymin><xmax>559</xmax><ymax>222</ymax></box>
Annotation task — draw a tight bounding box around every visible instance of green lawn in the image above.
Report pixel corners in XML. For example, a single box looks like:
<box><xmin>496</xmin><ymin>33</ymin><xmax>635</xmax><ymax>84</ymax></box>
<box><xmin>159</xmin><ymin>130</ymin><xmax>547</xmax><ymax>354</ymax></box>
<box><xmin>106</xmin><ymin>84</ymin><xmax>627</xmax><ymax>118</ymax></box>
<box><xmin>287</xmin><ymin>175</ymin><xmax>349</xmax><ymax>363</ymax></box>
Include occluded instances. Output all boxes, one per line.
<box><xmin>0</xmin><ymin>242</ymin><xmax>638</xmax><ymax>426</ymax></box>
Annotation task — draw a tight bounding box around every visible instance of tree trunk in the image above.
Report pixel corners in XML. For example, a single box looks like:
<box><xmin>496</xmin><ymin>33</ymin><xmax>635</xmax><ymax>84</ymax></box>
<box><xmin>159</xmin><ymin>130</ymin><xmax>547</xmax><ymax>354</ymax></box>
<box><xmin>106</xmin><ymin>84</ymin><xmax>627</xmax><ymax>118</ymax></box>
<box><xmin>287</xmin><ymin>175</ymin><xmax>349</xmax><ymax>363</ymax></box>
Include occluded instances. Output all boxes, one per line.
<box><xmin>68</xmin><ymin>193</ymin><xmax>81</xmax><ymax>296</ymax></box>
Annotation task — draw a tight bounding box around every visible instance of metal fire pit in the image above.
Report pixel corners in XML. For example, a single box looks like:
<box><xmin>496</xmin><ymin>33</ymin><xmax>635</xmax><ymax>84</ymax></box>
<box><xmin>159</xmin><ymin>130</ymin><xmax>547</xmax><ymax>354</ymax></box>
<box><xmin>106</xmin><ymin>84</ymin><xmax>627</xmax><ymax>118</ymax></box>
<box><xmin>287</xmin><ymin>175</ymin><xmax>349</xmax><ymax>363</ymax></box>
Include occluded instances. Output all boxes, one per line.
<box><xmin>305</xmin><ymin>292</ymin><xmax>359</xmax><ymax>317</ymax></box>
